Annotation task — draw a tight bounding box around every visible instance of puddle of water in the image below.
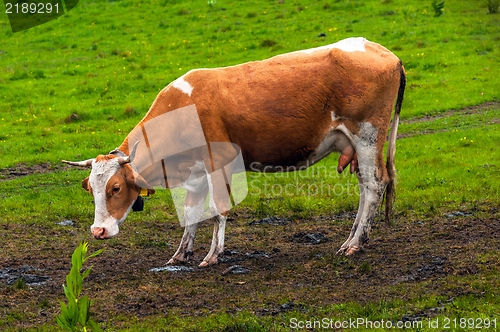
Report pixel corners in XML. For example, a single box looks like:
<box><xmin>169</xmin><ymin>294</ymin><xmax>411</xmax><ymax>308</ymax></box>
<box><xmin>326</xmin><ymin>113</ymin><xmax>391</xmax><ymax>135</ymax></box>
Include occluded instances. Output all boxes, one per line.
<box><xmin>292</xmin><ymin>232</ymin><xmax>327</xmax><ymax>244</ymax></box>
<box><xmin>245</xmin><ymin>250</ymin><xmax>269</xmax><ymax>259</ymax></box>
<box><xmin>446</xmin><ymin>211</ymin><xmax>473</xmax><ymax>218</ymax></box>
<box><xmin>248</xmin><ymin>216</ymin><xmax>291</xmax><ymax>226</ymax></box>
<box><xmin>0</xmin><ymin>266</ymin><xmax>51</xmax><ymax>286</ymax></box>
<box><xmin>56</xmin><ymin>219</ymin><xmax>75</xmax><ymax>227</ymax></box>
<box><xmin>221</xmin><ymin>265</ymin><xmax>250</xmax><ymax>275</ymax></box>
<box><xmin>149</xmin><ymin>266</ymin><xmax>195</xmax><ymax>273</ymax></box>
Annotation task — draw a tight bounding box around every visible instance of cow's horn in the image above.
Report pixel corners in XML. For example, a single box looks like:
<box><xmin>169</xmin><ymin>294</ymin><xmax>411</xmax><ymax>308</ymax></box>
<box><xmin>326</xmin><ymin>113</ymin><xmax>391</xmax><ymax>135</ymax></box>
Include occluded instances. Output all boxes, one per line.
<box><xmin>62</xmin><ymin>159</ymin><xmax>94</xmax><ymax>167</ymax></box>
<box><xmin>118</xmin><ymin>141</ymin><xmax>140</xmax><ymax>165</ymax></box>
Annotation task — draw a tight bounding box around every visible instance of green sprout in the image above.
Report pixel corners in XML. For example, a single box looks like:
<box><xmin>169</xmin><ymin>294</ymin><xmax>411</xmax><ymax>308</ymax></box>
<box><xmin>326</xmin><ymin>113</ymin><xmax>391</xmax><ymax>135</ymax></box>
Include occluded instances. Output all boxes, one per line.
<box><xmin>432</xmin><ymin>0</ymin><xmax>445</xmax><ymax>17</ymax></box>
<box><xmin>57</xmin><ymin>242</ymin><xmax>103</xmax><ymax>332</ymax></box>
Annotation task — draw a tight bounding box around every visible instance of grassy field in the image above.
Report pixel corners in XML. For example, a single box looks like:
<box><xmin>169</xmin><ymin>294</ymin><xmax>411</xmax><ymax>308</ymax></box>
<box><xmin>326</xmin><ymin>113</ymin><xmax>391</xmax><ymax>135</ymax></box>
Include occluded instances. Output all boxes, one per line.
<box><xmin>0</xmin><ymin>0</ymin><xmax>498</xmax><ymax>168</ymax></box>
<box><xmin>0</xmin><ymin>0</ymin><xmax>499</xmax><ymax>331</ymax></box>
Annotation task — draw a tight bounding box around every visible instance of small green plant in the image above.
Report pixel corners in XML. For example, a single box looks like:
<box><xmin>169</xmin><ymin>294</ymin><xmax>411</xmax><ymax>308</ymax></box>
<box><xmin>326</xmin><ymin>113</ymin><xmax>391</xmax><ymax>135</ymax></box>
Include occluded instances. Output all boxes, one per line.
<box><xmin>33</xmin><ymin>70</ymin><xmax>45</xmax><ymax>79</ymax></box>
<box><xmin>14</xmin><ymin>278</ymin><xmax>27</xmax><ymax>290</ymax></box>
<box><xmin>432</xmin><ymin>0</ymin><xmax>445</xmax><ymax>17</ymax></box>
<box><xmin>57</xmin><ymin>242</ymin><xmax>103</xmax><ymax>332</ymax></box>
<box><xmin>486</xmin><ymin>0</ymin><xmax>500</xmax><ymax>14</ymax></box>
<box><xmin>358</xmin><ymin>261</ymin><xmax>372</xmax><ymax>274</ymax></box>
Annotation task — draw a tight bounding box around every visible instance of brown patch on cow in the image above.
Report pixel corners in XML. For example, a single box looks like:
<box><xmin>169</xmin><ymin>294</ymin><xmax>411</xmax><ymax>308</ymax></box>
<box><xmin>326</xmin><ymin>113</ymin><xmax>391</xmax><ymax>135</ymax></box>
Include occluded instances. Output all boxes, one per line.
<box><xmin>105</xmin><ymin>165</ymin><xmax>141</xmax><ymax>220</ymax></box>
<box><xmin>95</xmin><ymin>154</ymin><xmax>119</xmax><ymax>163</ymax></box>
<box><xmin>118</xmin><ymin>40</ymin><xmax>402</xmax><ymax>173</ymax></box>
<box><xmin>82</xmin><ymin>177</ymin><xmax>92</xmax><ymax>193</ymax></box>
<box><xmin>108</xmin><ymin>39</ymin><xmax>404</xmax><ymax>258</ymax></box>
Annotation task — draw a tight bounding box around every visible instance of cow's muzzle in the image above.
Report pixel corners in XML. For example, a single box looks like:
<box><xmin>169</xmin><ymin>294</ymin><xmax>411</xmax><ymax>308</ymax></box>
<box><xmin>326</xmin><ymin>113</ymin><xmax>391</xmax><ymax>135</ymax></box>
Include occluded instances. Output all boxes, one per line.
<box><xmin>92</xmin><ymin>227</ymin><xmax>107</xmax><ymax>240</ymax></box>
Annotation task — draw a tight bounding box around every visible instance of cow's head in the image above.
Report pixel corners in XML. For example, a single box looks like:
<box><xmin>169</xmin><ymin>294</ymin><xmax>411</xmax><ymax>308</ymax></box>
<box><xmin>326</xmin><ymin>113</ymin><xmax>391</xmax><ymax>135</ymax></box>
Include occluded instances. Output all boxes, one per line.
<box><xmin>63</xmin><ymin>142</ymin><xmax>155</xmax><ymax>239</ymax></box>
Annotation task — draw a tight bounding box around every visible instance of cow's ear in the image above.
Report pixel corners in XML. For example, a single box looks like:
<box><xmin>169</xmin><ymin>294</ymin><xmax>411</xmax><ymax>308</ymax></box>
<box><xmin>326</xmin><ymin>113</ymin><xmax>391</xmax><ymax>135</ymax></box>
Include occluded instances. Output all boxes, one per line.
<box><xmin>132</xmin><ymin>171</ymin><xmax>155</xmax><ymax>195</ymax></box>
<box><xmin>82</xmin><ymin>177</ymin><xmax>91</xmax><ymax>192</ymax></box>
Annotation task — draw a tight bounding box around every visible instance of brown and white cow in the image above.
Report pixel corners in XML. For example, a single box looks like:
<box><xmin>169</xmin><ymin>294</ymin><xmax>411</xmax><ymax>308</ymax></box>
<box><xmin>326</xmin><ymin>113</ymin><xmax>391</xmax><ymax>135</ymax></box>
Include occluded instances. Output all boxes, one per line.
<box><xmin>64</xmin><ymin>37</ymin><xmax>405</xmax><ymax>267</ymax></box>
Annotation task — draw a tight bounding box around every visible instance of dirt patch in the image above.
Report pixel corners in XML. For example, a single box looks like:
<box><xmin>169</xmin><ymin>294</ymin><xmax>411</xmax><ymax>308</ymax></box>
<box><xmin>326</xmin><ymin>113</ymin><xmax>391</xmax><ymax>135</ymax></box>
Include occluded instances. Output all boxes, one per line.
<box><xmin>291</xmin><ymin>232</ymin><xmax>328</xmax><ymax>244</ymax></box>
<box><xmin>398</xmin><ymin>101</ymin><xmax>500</xmax><ymax>139</ymax></box>
<box><xmin>0</xmin><ymin>163</ymin><xmax>71</xmax><ymax>181</ymax></box>
<box><xmin>1</xmin><ymin>208</ymin><xmax>499</xmax><ymax>329</ymax></box>
<box><xmin>0</xmin><ymin>102</ymin><xmax>499</xmax><ymax>328</ymax></box>
<box><xmin>0</xmin><ymin>266</ymin><xmax>51</xmax><ymax>286</ymax></box>
<box><xmin>401</xmin><ymin>101</ymin><xmax>500</xmax><ymax>125</ymax></box>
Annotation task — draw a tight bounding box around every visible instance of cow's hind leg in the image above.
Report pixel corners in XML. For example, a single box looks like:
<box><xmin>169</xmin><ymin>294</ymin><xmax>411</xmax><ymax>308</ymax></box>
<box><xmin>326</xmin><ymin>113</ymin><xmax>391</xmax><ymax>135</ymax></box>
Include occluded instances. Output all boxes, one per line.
<box><xmin>338</xmin><ymin>124</ymin><xmax>389</xmax><ymax>255</ymax></box>
<box><xmin>338</xmin><ymin>172</ymin><xmax>365</xmax><ymax>253</ymax></box>
<box><xmin>167</xmin><ymin>185</ymin><xmax>208</xmax><ymax>265</ymax></box>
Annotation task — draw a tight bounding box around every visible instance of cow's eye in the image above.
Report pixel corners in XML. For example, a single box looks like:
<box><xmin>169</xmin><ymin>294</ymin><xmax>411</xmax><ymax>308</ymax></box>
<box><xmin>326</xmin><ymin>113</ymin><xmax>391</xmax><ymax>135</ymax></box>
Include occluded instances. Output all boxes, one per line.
<box><xmin>112</xmin><ymin>186</ymin><xmax>120</xmax><ymax>195</ymax></box>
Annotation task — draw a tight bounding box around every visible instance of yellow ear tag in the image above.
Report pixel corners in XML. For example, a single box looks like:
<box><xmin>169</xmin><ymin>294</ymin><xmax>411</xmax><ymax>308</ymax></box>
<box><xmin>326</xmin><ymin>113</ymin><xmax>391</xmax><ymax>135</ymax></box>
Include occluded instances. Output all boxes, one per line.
<box><xmin>140</xmin><ymin>188</ymin><xmax>149</xmax><ymax>197</ymax></box>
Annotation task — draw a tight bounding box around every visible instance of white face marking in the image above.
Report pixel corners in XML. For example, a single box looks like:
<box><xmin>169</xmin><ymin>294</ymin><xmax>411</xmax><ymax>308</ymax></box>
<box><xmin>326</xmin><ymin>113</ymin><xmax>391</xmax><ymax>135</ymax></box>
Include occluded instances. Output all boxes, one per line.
<box><xmin>89</xmin><ymin>159</ymin><xmax>127</xmax><ymax>237</ymax></box>
<box><xmin>172</xmin><ymin>75</ymin><xmax>194</xmax><ymax>96</ymax></box>
<box><xmin>301</xmin><ymin>37</ymin><xmax>367</xmax><ymax>55</ymax></box>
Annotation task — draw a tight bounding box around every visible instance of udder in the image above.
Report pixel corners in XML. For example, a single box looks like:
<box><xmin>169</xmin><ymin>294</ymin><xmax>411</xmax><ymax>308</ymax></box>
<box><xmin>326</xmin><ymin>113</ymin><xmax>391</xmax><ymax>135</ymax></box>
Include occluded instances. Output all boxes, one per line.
<box><xmin>332</xmin><ymin>132</ymin><xmax>358</xmax><ymax>174</ymax></box>
<box><xmin>337</xmin><ymin>149</ymin><xmax>358</xmax><ymax>174</ymax></box>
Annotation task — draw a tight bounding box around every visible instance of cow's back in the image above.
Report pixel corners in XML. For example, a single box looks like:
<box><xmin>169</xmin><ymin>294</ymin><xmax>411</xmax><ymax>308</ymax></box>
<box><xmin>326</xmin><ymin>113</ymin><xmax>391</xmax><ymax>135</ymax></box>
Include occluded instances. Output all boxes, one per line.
<box><xmin>121</xmin><ymin>38</ymin><xmax>402</xmax><ymax>168</ymax></box>
<box><xmin>185</xmin><ymin>38</ymin><xmax>401</xmax><ymax>167</ymax></box>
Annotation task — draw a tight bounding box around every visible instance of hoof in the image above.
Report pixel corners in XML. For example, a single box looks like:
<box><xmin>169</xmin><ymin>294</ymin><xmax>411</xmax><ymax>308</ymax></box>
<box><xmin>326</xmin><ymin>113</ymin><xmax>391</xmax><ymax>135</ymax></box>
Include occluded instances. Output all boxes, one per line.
<box><xmin>336</xmin><ymin>245</ymin><xmax>361</xmax><ymax>256</ymax></box>
<box><xmin>166</xmin><ymin>258</ymin><xmax>179</xmax><ymax>265</ymax></box>
<box><xmin>199</xmin><ymin>256</ymin><xmax>218</xmax><ymax>267</ymax></box>
<box><xmin>167</xmin><ymin>251</ymin><xmax>193</xmax><ymax>265</ymax></box>
<box><xmin>345</xmin><ymin>246</ymin><xmax>361</xmax><ymax>255</ymax></box>
<box><xmin>198</xmin><ymin>261</ymin><xmax>210</xmax><ymax>268</ymax></box>
<box><xmin>167</xmin><ymin>257</ymin><xmax>188</xmax><ymax>265</ymax></box>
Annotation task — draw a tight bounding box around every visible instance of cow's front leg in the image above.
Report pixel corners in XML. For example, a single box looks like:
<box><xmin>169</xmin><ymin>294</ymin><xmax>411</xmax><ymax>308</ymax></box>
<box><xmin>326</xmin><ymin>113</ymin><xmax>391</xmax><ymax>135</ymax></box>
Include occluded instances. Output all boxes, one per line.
<box><xmin>199</xmin><ymin>214</ymin><xmax>227</xmax><ymax>267</ymax></box>
<box><xmin>167</xmin><ymin>223</ymin><xmax>198</xmax><ymax>265</ymax></box>
<box><xmin>167</xmin><ymin>185</ymin><xmax>208</xmax><ymax>265</ymax></box>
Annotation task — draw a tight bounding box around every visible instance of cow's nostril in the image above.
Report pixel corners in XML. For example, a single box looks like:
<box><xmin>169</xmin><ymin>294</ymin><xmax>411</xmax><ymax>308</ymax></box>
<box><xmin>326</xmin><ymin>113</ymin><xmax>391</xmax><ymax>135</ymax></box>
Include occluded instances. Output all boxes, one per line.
<box><xmin>92</xmin><ymin>227</ymin><xmax>106</xmax><ymax>239</ymax></box>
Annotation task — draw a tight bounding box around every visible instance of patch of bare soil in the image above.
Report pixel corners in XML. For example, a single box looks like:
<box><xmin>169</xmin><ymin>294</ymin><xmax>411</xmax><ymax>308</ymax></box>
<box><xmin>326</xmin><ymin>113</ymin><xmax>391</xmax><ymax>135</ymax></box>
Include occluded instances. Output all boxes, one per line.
<box><xmin>397</xmin><ymin>101</ymin><xmax>500</xmax><ymax>139</ymax></box>
<box><xmin>401</xmin><ymin>101</ymin><xmax>500</xmax><ymax>125</ymax></box>
<box><xmin>1</xmin><ymin>208</ymin><xmax>499</xmax><ymax>329</ymax></box>
<box><xmin>0</xmin><ymin>163</ymin><xmax>71</xmax><ymax>181</ymax></box>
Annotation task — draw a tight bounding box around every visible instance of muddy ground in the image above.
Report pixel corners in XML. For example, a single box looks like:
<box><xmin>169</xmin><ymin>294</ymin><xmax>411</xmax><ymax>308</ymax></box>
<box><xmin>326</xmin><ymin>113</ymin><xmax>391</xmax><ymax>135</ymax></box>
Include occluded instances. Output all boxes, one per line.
<box><xmin>1</xmin><ymin>206</ymin><xmax>499</xmax><ymax>329</ymax></box>
<box><xmin>1</xmin><ymin>102</ymin><xmax>499</xmax><ymax>329</ymax></box>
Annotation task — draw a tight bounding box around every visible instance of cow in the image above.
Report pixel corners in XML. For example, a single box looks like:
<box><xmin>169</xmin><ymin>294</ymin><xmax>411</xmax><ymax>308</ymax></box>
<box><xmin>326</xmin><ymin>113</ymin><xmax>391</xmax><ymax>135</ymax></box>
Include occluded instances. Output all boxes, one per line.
<box><xmin>63</xmin><ymin>37</ymin><xmax>406</xmax><ymax>267</ymax></box>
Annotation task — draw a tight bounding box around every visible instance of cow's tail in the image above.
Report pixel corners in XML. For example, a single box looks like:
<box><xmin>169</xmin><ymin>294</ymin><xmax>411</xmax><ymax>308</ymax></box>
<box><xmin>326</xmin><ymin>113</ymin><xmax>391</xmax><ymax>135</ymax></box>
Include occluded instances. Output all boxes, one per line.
<box><xmin>384</xmin><ymin>63</ymin><xmax>406</xmax><ymax>223</ymax></box>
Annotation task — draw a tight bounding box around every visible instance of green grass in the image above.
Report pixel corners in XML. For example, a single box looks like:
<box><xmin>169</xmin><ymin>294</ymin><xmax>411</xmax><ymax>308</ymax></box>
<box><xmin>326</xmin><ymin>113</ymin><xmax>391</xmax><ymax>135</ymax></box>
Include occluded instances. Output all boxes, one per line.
<box><xmin>16</xmin><ymin>291</ymin><xmax>500</xmax><ymax>331</ymax></box>
<box><xmin>5</xmin><ymin>112</ymin><xmax>496</xmax><ymax>232</ymax></box>
<box><xmin>242</xmin><ymin>107</ymin><xmax>500</xmax><ymax>219</ymax></box>
<box><xmin>0</xmin><ymin>0</ymin><xmax>499</xmax><ymax>168</ymax></box>
<box><xmin>1</xmin><ymin>104</ymin><xmax>498</xmax><ymax>327</ymax></box>
<box><xmin>0</xmin><ymin>0</ymin><xmax>499</xmax><ymax>331</ymax></box>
